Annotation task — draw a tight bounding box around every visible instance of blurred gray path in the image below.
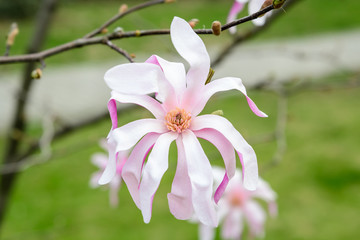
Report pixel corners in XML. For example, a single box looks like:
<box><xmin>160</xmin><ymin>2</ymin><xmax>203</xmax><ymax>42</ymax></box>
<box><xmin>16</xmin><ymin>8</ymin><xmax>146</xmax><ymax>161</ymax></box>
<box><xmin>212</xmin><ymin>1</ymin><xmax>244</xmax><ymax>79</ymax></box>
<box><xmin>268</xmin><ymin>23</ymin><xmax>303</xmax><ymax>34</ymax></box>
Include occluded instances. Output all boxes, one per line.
<box><xmin>1</xmin><ymin>29</ymin><xmax>360</xmax><ymax>133</ymax></box>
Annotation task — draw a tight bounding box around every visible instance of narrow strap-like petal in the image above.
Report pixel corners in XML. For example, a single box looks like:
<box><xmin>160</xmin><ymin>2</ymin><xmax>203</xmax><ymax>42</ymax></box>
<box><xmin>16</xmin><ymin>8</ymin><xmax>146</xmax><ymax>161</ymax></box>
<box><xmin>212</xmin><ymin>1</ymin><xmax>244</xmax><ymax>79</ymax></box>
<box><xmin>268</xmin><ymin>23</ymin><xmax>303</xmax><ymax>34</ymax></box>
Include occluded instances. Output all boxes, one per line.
<box><xmin>108</xmin><ymin>99</ymin><xmax>118</xmax><ymax>129</ymax></box>
<box><xmin>122</xmin><ymin>133</ymin><xmax>160</xmax><ymax>208</ymax></box>
<box><xmin>112</xmin><ymin>119</ymin><xmax>168</xmax><ymax>152</ymax></box>
<box><xmin>182</xmin><ymin>130</ymin><xmax>218</xmax><ymax>227</ymax></box>
<box><xmin>167</xmin><ymin>136</ymin><xmax>194</xmax><ymax>220</ymax></box>
<box><xmin>111</xmin><ymin>91</ymin><xmax>165</xmax><ymax>119</ymax></box>
<box><xmin>194</xmin><ymin>129</ymin><xmax>236</xmax><ymax>203</ymax></box>
<box><xmin>104</xmin><ymin>63</ymin><xmax>163</xmax><ymax>95</ymax></box>
<box><xmin>227</xmin><ymin>0</ymin><xmax>247</xmax><ymax>34</ymax></box>
<box><xmin>221</xmin><ymin>209</ymin><xmax>244</xmax><ymax>240</ymax></box>
<box><xmin>98</xmin><ymin>132</ymin><xmax>118</xmax><ymax>185</ymax></box>
<box><xmin>139</xmin><ymin>132</ymin><xmax>178</xmax><ymax>223</ymax></box>
<box><xmin>243</xmin><ymin>200</ymin><xmax>266</xmax><ymax>237</ymax></box>
<box><xmin>199</xmin><ymin>223</ymin><xmax>215</xmax><ymax>240</ymax></box>
<box><xmin>170</xmin><ymin>17</ymin><xmax>210</xmax><ymax>88</ymax></box>
<box><xmin>191</xmin><ymin>77</ymin><xmax>268</xmax><ymax>117</ymax></box>
<box><xmin>191</xmin><ymin>115</ymin><xmax>258</xmax><ymax>191</ymax></box>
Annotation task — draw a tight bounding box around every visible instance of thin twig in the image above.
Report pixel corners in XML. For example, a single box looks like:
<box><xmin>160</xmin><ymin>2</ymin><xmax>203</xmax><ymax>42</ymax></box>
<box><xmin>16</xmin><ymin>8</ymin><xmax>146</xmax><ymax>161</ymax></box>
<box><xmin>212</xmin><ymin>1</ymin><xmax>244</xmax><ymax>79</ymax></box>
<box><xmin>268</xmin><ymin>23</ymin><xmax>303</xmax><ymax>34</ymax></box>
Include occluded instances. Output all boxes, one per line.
<box><xmin>0</xmin><ymin>5</ymin><xmax>277</xmax><ymax>65</ymax></box>
<box><xmin>103</xmin><ymin>39</ymin><xmax>134</xmax><ymax>63</ymax></box>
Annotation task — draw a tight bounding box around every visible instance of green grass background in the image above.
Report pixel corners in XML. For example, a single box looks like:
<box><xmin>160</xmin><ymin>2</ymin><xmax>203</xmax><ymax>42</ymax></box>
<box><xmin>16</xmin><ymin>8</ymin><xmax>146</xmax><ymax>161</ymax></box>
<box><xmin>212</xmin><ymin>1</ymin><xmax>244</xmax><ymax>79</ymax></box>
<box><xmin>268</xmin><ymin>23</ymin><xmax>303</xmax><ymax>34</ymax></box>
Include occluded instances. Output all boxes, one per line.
<box><xmin>1</xmin><ymin>0</ymin><xmax>360</xmax><ymax>239</ymax></box>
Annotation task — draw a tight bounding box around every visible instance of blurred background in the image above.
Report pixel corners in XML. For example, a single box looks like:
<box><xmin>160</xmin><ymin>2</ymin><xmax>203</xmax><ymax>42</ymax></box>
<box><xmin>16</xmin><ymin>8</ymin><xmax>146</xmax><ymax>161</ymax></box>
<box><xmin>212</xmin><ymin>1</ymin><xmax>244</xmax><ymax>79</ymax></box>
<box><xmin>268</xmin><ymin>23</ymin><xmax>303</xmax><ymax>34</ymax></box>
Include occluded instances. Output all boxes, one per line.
<box><xmin>0</xmin><ymin>0</ymin><xmax>359</xmax><ymax>239</ymax></box>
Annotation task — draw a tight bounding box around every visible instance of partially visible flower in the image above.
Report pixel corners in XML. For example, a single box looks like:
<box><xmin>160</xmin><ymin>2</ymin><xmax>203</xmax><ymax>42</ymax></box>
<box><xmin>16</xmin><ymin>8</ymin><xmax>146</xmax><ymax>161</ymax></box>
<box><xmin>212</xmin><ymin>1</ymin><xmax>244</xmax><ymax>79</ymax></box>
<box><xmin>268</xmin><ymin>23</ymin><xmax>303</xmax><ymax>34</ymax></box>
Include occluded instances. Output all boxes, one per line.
<box><xmin>100</xmin><ymin>17</ymin><xmax>267</xmax><ymax>226</ymax></box>
<box><xmin>198</xmin><ymin>167</ymin><xmax>277</xmax><ymax>240</ymax></box>
<box><xmin>227</xmin><ymin>0</ymin><xmax>271</xmax><ymax>34</ymax></box>
<box><xmin>90</xmin><ymin>139</ymin><xmax>128</xmax><ymax>207</ymax></box>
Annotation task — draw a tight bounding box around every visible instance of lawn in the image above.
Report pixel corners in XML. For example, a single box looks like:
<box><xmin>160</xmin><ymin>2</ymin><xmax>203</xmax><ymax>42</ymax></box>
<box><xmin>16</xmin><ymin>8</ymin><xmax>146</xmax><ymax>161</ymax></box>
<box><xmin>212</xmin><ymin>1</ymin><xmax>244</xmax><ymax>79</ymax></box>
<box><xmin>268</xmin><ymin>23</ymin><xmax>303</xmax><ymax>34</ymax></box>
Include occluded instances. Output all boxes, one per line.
<box><xmin>1</xmin><ymin>71</ymin><xmax>360</xmax><ymax>239</ymax></box>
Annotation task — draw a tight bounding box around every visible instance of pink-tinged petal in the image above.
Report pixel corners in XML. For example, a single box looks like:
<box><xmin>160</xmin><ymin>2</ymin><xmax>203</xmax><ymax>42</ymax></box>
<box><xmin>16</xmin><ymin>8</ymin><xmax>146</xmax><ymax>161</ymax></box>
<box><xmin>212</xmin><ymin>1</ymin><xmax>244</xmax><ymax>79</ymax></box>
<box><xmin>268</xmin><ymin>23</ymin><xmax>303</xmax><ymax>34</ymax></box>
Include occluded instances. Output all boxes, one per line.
<box><xmin>139</xmin><ymin>132</ymin><xmax>178</xmax><ymax>223</ymax></box>
<box><xmin>98</xmin><ymin>132</ymin><xmax>118</xmax><ymax>185</ymax></box>
<box><xmin>194</xmin><ymin>128</ymin><xmax>236</xmax><ymax>203</ymax></box>
<box><xmin>191</xmin><ymin>115</ymin><xmax>258</xmax><ymax>191</ymax></box>
<box><xmin>122</xmin><ymin>133</ymin><xmax>160</xmax><ymax>208</ymax></box>
<box><xmin>109</xmin><ymin>175</ymin><xmax>122</xmax><ymax>207</ymax></box>
<box><xmin>227</xmin><ymin>0</ymin><xmax>247</xmax><ymax>34</ymax></box>
<box><xmin>148</xmin><ymin>55</ymin><xmax>187</xmax><ymax>102</ymax></box>
<box><xmin>243</xmin><ymin>200</ymin><xmax>266</xmax><ymax>237</ymax></box>
<box><xmin>89</xmin><ymin>172</ymin><xmax>102</xmax><ymax>188</ymax></box>
<box><xmin>112</xmin><ymin>119</ymin><xmax>168</xmax><ymax>152</ymax></box>
<box><xmin>221</xmin><ymin>209</ymin><xmax>243</xmax><ymax>240</ymax></box>
<box><xmin>91</xmin><ymin>153</ymin><xmax>108</xmax><ymax>169</ymax></box>
<box><xmin>182</xmin><ymin>130</ymin><xmax>218</xmax><ymax>227</ymax></box>
<box><xmin>252</xmin><ymin>178</ymin><xmax>278</xmax><ymax>217</ymax></box>
<box><xmin>110</xmin><ymin>91</ymin><xmax>165</xmax><ymax>119</ymax></box>
<box><xmin>108</xmin><ymin>99</ymin><xmax>118</xmax><ymax>129</ymax></box>
<box><xmin>199</xmin><ymin>223</ymin><xmax>215</xmax><ymax>240</ymax></box>
<box><xmin>191</xmin><ymin>77</ymin><xmax>268</xmax><ymax>117</ymax></box>
<box><xmin>104</xmin><ymin>63</ymin><xmax>163</xmax><ymax>95</ymax></box>
<box><xmin>170</xmin><ymin>17</ymin><xmax>210</xmax><ymax>88</ymax></box>
<box><xmin>167</xmin><ymin>136</ymin><xmax>193</xmax><ymax>220</ymax></box>
<box><xmin>249</xmin><ymin>0</ymin><xmax>272</xmax><ymax>26</ymax></box>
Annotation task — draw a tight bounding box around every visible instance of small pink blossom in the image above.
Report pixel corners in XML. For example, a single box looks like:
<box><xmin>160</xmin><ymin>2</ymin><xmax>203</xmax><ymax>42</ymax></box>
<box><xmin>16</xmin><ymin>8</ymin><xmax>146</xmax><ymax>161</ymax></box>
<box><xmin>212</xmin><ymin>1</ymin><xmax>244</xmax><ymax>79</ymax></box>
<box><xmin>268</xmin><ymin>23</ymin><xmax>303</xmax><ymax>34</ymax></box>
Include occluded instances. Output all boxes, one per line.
<box><xmin>90</xmin><ymin>139</ymin><xmax>128</xmax><ymax>207</ymax></box>
<box><xmin>100</xmin><ymin>17</ymin><xmax>267</xmax><ymax>226</ymax></box>
<box><xmin>198</xmin><ymin>167</ymin><xmax>277</xmax><ymax>240</ymax></box>
<box><xmin>227</xmin><ymin>0</ymin><xmax>272</xmax><ymax>34</ymax></box>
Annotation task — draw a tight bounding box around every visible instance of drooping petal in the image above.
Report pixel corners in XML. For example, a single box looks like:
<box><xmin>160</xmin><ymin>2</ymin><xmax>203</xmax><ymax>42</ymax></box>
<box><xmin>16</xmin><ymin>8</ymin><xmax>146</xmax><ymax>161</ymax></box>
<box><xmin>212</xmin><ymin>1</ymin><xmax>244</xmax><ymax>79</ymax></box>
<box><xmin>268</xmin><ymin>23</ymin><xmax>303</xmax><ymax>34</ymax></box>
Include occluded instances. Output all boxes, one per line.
<box><xmin>252</xmin><ymin>178</ymin><xmax>278</xmax><ymax>217</ymax></box>
<box><xmin>104</xmin><ymin>63</ymin><xmax>162</xmax><ymax>95</ymax></box>
<box><xmin>109</xmin><ymin>175</ymin><xmax>122</xmax><ymax>207</ymax></box>
<box><xmin>170</xmin><ymin>17</ymin><xmax>210</xmax><ymax>88</ymax></box>
<box><xmin>194</xmin><ymin>128</ymin><xmax>236</xmax><ymax>203</ymax></box>
<box><xmin>191</xmin><ymin>115</ymin><xmax>258</xmax><ymax>191</ymax></box>
<box><xmin>191</xmin><ymin>77</ymin><xmax>268</xmax><ymax>118</ymax></box>
<box><xmin>111</xmin><ymin>91</ymin><xmax>165</xmax><ymax>119</ymax></box>
<box><xmin>168</xmin><ymin>136</ymin><xmax>194</xmax><ymax>220</ymax></box>
<box><xmin>91</xmin><ymin>153</ymin><xmax>107</xmax><ymax>169</ymax></box>
<box><xmin>98</xmin><ymin>132</ymin><xmax>118</xmax><ymax>185</ymax></box>
<box><xmin>199</xmin><ymin>223</ymin><xmax>215</xmax><ymax>240</ymax></box>
<box><xmin>221</xmin><ymin>209</ymin><xmax>244</xmax><ymax>240</ymax></box>
<box><xmin>139</xmin><ymin>132</ymin><xmax>178</xmax><ymax>223</ymax></box>
<box><xmin>182</xmin><ymin>130</ymin><xmax>218</xmax><ymax>227</ymax></box>
<box><xmin>243</xmin><ymin>200</ymin><xmax>266</xmax><ymax>237</ymax></box>
<box><xmin>227</xmin><ymin>0</ymin><xmax>247</xmax><ymax>34</ymax></box>
<box><xmin>249</xmin><ymin>0</ymin><xmax>272</xmax><ymax>26</ymax></box>
<box><xmin>108</xmin><ymin>99</ymin><xmax>118</xmax><ymax>129</ymax></box>
<box><xmin>122</xmin><ymin>133</ymin><xmax>160</xmax><ymax>208</ymax></box>
<box><xmin>112</xmin><ymin>119</ymin><xmax>168</xmax><ymax>152</ymax></box>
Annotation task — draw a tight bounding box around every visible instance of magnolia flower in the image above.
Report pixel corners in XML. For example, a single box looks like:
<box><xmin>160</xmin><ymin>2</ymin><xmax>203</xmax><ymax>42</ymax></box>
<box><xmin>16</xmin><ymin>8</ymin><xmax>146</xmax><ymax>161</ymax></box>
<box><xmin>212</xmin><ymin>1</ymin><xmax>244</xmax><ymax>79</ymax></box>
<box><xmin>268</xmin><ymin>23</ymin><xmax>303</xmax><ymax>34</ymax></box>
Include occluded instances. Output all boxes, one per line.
<box><xmin>99</xmin><ymin>17</ymin><xmax>267</xmax><ymax>226</ymax></box>
<box><xmin>198</xmin><ymin>167</ymin><xmax>277</xmax><ymax>240</ymax></box>
<box><xmin>90</xmin><ymin>139</ymin><xmax>127</xmax><ymax>207</ymax></box>
<box><xmin>227</xmin><ymin>0</ymin><xmax>272</xmax><ymax>34</ymax></box>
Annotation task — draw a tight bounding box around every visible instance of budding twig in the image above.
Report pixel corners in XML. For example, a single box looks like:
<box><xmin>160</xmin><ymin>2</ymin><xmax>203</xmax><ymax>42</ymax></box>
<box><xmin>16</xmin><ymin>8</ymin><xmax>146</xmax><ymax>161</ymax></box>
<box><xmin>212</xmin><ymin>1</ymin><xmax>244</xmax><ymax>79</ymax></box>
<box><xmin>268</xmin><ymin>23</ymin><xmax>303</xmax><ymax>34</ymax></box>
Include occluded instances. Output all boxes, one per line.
<box><xmin>103</xmin><ymin>39</ymin><xmax>134</xmax><ymax>63</ymax></box>
<box><xmin>4</xmin><ymin>23</ymin><xmax>19</xmax><ymax>56</ymax></box>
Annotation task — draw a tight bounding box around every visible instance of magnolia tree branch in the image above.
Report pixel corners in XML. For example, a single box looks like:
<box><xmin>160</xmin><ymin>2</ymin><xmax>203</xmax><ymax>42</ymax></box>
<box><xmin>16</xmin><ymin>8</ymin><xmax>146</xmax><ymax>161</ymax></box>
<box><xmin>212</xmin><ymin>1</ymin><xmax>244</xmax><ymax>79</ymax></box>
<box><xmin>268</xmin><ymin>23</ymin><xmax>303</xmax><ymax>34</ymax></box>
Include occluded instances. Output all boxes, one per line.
<box><xmin>0</xmin><ymin>5</ymin><xmax>276</xmax><ymax>65</ymax></box>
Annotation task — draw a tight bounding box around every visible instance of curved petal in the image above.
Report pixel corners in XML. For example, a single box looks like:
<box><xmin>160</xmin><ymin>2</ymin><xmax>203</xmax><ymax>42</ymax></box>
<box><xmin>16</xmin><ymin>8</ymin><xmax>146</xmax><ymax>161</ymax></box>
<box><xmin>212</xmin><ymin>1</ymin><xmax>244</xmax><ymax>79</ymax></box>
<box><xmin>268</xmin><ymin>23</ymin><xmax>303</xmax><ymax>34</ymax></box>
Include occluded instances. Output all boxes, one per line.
<box><xmin>167</xmin><ymin>136</ymin><xmax>193</xmax><ymax>220</ymax></box>
<box><xmin>194</xmin><ymin>128</ymin><xmax>236</xmax><ymax>203</ymax></box>
<box><xmin>191</xmin><ymin>115</ymin><xmax>258</xmax><ymax>191</ymax></box>
<box><xmin>109</xmin><ymin>175</ymin><xmax>122</xmax><ymax>207</ymax></box>
<box><xmin>227</xmin><ymin>0</ymin><xmax>247</xmax><ymax>34</ymax></box>
<box><xmin>108</xmin><ymin>99</ymin><xmax>118</xmax><ymax>129</ymax></box>
<box><xmin>221</xmin><ymin>209</ymin><xmax>243</xmax><ymax>240</ymax></box>
<box><xmin>98</xmin><ymin>132</ymin><xmax>118</xmax><ymax>184</ymax></box>
<box><xmin>252</xmin><ymin>178</ymin><xmax>278</xmax><ymax>217</ymax></box>
<box><xmin>112</xmin><ymin>119</ymin><xmax>168</xmax><ymax>152</ymax></box>
<box><xmin>104</xmin><ymin>63</ymin><xmax>162</xmax><ymax>95</ymax></box>
<box><xmin>170</xmin><ymin>17</ymin><xmax>210</xmax><ymax>88</ymax></box>
<box><xmin>191</xmin><ymin>77</ymin><xmax>268</xmax><ymax>117</ymax></box>
<box><xmin>111</xmin><ymin>91</ymin><xmax>165</xmax><ymax>119</ymax></box>
<box><xmin>139</xmin><ymin>132</ymin><xmax>178</xmax><ymax>223</ymax></box>
<box><xmin>148</xmin><ymin>55</ymin><xmax>187</xmax><ymax>102</ymax></box>
<box><xmin>243</xmin><ymin>200</ymin><xmax>266</xmax><ymax>237</ymax></box>
<box><xmin>91</xmin><ymin>153</ymin><xmax>107</xmax><ymax>169</ymax></box>
<box><xmin>122</xmin><ymin>133</ymin><xmax>160</xmax><ymax>208</ymax></box>
<box><xmin>182</xmin><ymin>130</ymin><xmax>218</xmax><ymax>227</ymax></box>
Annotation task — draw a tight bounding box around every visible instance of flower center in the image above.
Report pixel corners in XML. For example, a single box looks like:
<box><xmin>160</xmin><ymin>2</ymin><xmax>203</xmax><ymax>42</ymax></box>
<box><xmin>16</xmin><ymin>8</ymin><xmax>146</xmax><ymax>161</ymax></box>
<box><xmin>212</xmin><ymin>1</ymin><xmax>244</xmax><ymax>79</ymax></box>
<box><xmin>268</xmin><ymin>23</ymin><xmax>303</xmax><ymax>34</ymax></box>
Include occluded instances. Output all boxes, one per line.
<box><xmin>228</xmin><ymin>188</ymin><xmax>248</xmax><ymax>207</ymax></box>
<box><xmin>165</xmin><ymin>108</ymin><xmax>191</xmax><ymax>133</ymax></box>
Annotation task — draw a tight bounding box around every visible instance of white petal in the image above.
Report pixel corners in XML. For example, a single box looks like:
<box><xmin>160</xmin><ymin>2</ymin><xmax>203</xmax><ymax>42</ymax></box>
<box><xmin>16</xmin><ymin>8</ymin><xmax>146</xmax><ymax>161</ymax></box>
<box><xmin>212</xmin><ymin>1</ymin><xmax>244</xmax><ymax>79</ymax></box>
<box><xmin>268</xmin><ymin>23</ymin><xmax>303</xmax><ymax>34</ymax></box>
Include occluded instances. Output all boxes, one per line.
<box><xmin>112</xmin><ymin>119</ymin><xmax>168</xmax><ymax>152</ymax></box>
<box><xmin>98</xmin><ymin>132</ymin><xmax>118</xmax><ymax>185</ymax></box>
<box><xmin>191</xmin><ymin>77</ymin><xmax>268</xmax><ymax>117</ymax></box>
<box><xmin>139</xmin><ymin>132</ymin><xmax>178</xmax><ymax>223</ymax></box>
<box><xmin>170</xmin><ymin>17</ymin><xmax>210</xmax><ymax>88</ymax></box>
<box><xmin>249</xmin><ymin>0</ymin><xmax>272</xmax><ymax>26</ymax></box>
<box><xmin>122</xmin><ymin>133</ymin><xmax>160</xmax><ymax>208</ymax></box>
<box><xmin>104</xmin><ymin>63</ymin><xmax>163</xmax><ymax>95</ymax></box>
<box><xmin>167</xmin><ymin>136</ymin><xmax>194</xmax><ymax>220</ymax></box>
<box><xmin>111</xmin><ymin>91</ymin><xmax>165</xmax><ymax>119</ymax></box>
<box><xmin>243</xmin><ymin>200</ymin><xmax>266</xmax><ymax>237</ymax></box>
<box><xmin>191</xmin><ymin>115</ymin><xmax>258</xmax><ymax>191</ymax></box>
<box><xmin>221</xmin><ymin>209</ymin><xmax>244</xmax><ymax>240</ymax></box>
<box><xmin>199</xmin><ymin>224</ymin><xmax>215</xmax><ymax>240</ymax></box>
<box><xmin>182</xmin><ymin>130</ymin><xmax>218</xmax><ymax>227</ymax></box>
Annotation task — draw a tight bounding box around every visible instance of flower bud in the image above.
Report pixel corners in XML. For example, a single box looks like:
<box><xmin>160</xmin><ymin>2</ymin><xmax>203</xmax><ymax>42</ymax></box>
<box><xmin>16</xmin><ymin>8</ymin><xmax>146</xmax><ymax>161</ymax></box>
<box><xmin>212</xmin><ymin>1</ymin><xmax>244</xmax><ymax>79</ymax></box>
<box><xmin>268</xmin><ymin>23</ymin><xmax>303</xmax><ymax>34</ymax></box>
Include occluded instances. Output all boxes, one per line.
<box><xmin>113</xmin><ymin>27</ymin><xmax>124</xmax><ymax>33</ymax></box>
<box><xmin>101</xmin><ymin>28</ymin><xmax>108</xmax><ymax>34</ymax></box>
<box><xmin>273</xmin><ymin>0</ymin><xmax>286</xmax><ymax>9</ymax></box>
<box><xmin>135</xmin><ymin>30</ymin><xmax>141</xmax><ymax>37</ymax></box>
<box><xmin>130</xmin><ymin>53</ymin><xmax>136</xmax><ymax>58</ymax></box>
<box><xmin>211</xmin><ymin>21</ymin><xmax>221</xmax><ymax>36</ymax></box>
<box><xmin>211</xmin><ymin>110</ymin><xmax>224</xmax><ymax>116</ymax></box>
<box><xmin>188</xmin><ymin>19</ymin><xmax>199</xmax><ymax>29</ymax></box>
<box><xmin>31</xmin><ymin>68</ymin><xmax>42</xmax><ymax>79</ymax></box>
<box><xmin>119</xmin><ymin>4</ymin><xmax>128</xmax><ymax>14</ymax></box>
<box><xmin>6</xmin><ymin>23</ymin><xmax>19</xmax><ymax>46</ymax></box>
<box><xmin>165</xmin><ymin>0</ymin><xmax>175</xmax><ymax>3</ymax></box>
